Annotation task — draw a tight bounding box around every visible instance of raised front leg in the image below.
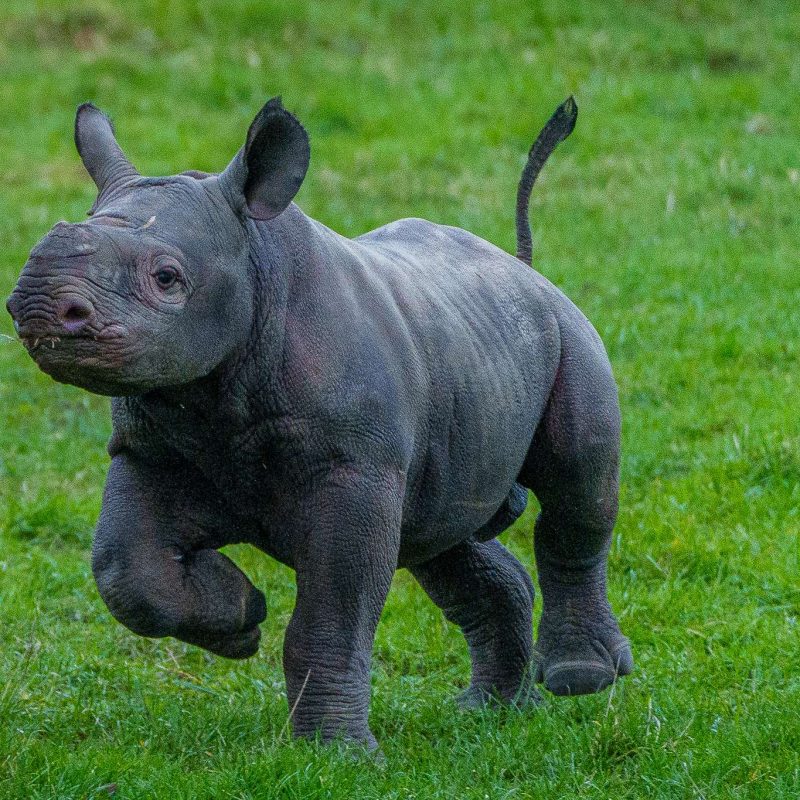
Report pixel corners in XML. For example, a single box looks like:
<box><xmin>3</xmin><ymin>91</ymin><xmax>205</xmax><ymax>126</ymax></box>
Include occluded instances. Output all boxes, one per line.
<box><xmin>411</xmin><ymin>538</ymin><xmax>538</xmax><ymax>708</ymax></box>
<box><xmin>92</xmin><ymin>453</ymin><xmax>266</xmax><ymax>658</ymax></box>
<box><xmin>520</xmin><ymin>318</ymin><xmax>633</xmax><ymax>696</ymax></box>
<box><xmin>283</xmin><ymin>462</ymin><xmax>402</xmax><ymax>748</ymax></box>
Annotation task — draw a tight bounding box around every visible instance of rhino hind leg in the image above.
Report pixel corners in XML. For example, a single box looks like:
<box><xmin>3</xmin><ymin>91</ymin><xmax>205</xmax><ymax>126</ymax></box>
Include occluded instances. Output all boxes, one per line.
<box><xmin>519</xmin><ymin>322</ymin><xmax>633</xmax><ymax>697</ymax></box>
<box><xmin>411</xmin><ymin>538</ymin><xmax>540</xmax><ymax>708</ymax></box>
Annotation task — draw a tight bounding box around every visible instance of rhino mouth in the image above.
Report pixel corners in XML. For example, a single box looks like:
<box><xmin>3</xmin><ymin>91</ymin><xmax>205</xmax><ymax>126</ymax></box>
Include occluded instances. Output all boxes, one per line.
<box><xmin>21</xmin><ymin>328</ymin><xmax>125</xmax><ymax>369</ymax></box>
<box><xmin>19</xmin><ymin>326</ymin><xmax>133</xmax><ymax>394</ymax></box>
<box><xmin>18</xmin><ymin>322</ymin><xmax>125</xmax><ymax>348</ymax></box>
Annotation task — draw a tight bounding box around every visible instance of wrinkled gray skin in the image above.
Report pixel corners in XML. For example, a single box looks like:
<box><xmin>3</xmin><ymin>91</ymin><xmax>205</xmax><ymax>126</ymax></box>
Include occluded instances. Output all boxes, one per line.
<box><xmin>7</xmin><ymin>97</ymin><xmax>632</xmax><ymax>748</ymax></box>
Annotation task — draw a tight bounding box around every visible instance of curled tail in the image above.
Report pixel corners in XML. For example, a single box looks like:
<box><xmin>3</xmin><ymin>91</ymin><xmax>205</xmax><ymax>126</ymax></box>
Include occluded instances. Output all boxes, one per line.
<box><xmin>515</xmin><ymin>96</ymin><xmax>578</xmax><ymax>266</ymax></box>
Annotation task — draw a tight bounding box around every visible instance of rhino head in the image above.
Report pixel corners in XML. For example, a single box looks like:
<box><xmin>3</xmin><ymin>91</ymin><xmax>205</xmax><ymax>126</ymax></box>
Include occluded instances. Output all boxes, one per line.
<box><xmin>6</xmin><ymin>98</ymin><xmax>309</xmax><ymax>396</ymax></box>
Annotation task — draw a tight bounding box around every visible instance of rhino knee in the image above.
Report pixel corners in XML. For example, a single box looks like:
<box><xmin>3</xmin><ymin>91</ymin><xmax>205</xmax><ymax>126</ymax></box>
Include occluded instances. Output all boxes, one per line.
<box><xmin>92</xmin><ymin>523</ymin><xmax>266</xmax><ymax>658</ymax></box>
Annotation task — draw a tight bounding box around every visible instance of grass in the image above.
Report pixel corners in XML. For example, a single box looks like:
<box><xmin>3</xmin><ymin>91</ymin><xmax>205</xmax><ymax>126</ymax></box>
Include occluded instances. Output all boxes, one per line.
<box><xmin>1</xmin><ymin>0</ymin><xmax>799</xmax><ymax>797</ymax></box>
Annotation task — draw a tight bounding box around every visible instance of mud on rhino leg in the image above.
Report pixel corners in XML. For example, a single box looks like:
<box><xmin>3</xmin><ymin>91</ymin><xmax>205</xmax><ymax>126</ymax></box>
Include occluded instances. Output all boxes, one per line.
<box><xmin>519</xmin><ymin>324</ymin><xmax>633</xmax><ymax>697</ymax></box>
<box><xmin>411</xmin><ymin>538</ymin><xmax>539</xmax><ymax>708</ymax></box>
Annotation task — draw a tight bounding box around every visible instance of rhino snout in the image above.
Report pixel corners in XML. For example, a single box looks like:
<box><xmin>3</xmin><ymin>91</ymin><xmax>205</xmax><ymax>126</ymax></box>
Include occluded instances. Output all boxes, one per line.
<box><xmin>7</xmin><ymin>269</ymin><xmax>99</xmax><ymax>333</ymax></box>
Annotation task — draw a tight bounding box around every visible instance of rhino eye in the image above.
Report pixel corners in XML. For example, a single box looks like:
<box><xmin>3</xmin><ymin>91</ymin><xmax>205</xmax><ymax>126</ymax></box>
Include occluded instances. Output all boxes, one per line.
<box><xmin>152</xmin><ymin>256</ymin><xmax>182</xmax><ymax>291</ymax></box>
<box><xmin>155</xmin><ymin>267</ymin><xmax>177</xmax><ymax>289</ymax></box>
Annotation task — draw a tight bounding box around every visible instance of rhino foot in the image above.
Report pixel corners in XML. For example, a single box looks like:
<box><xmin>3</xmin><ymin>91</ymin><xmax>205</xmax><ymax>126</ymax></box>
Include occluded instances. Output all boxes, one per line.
<box><xmin>534</xmin><ymin>599</ymin><xmax>632</xmax><ymax>696</ymax></box>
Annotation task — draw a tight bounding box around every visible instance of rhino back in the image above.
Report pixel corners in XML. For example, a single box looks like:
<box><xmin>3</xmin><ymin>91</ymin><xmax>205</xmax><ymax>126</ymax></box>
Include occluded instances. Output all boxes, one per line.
<box><xmin>281</xmin><ymin>217</ymin><xmax>561</xmax><ymax>562</ymax></box>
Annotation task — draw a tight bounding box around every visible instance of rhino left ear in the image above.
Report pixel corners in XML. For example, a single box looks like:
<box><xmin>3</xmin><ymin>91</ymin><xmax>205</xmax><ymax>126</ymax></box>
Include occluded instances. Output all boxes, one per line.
<box><xmin>74</xmin><ymin>103</ymin><xmax>140</xmax><ymax>197</ymax></box>
<box><xmin>220</xmin><ymin>97</ymin><xmax>310</xmax><ymax>221</ymax></box>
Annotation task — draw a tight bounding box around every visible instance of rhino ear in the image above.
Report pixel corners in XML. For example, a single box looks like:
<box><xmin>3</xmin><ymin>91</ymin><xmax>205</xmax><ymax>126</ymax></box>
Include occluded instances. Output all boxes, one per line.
<box><xmin>220</xmin><ymin>97</ymin><xmax>310</xmax><ymax>221</ymax></box>
<box><xmin>74</xmin><ymin>103</ymin><xmax>139</xmax><ymax>197</ymax></box>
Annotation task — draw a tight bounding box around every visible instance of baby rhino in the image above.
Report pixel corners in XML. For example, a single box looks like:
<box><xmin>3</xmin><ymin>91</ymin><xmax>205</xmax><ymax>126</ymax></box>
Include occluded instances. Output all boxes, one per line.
<box><xmin>7</xmin><ymin>96</ymin><xmax>632</xmax><ymax>748</ymax></box>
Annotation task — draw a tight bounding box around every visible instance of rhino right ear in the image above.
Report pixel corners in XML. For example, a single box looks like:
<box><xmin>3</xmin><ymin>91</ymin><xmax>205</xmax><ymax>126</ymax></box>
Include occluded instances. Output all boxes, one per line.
<box><xmin>219</xmin><ymin>97</ymin><xmax>310</xmax><ymax>221</ymax></box>
<box><xmin>74</xmin><ymin>103</ymin><xmax>139</xmax><ymax>198</ymax></box>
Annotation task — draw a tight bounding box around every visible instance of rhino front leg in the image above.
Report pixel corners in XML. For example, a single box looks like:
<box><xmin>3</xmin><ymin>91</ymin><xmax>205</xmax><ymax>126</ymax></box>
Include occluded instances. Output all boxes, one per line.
<box><xmin>92</xmin><ymin>453</ymin><xmax>266</xmax><ymax>659</ymax></box>
<box><xmin>283</xmin><ymin>462</ymin><xmax>402</xmax><ymax>748</ymax></box>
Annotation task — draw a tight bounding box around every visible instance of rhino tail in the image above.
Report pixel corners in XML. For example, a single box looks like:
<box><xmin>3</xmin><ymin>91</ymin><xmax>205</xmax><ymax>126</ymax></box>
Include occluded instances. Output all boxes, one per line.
<box><xmin>515</xmin><ymin>96</ymin><xmax>578</xmax><ymax>267</ymax></box>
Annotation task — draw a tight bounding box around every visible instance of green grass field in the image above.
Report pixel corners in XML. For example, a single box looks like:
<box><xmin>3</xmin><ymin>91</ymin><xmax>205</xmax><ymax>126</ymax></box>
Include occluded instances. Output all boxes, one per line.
<box><xmin>1</xmin><ymin>1</ymin><xmax>798</xmax><ymax>797</ymax></box>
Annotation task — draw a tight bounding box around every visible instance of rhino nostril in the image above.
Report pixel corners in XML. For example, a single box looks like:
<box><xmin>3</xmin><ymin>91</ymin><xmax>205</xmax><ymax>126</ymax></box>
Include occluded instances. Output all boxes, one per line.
<box><xmin>64</xmin><ymin>304</ymin><xmax>92</xmax><ymax>322</ymax></box>
<box><xmin>59</xmin><ymin>298</ymin><xmax>94</xmax><ymax>332</ymax></box>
